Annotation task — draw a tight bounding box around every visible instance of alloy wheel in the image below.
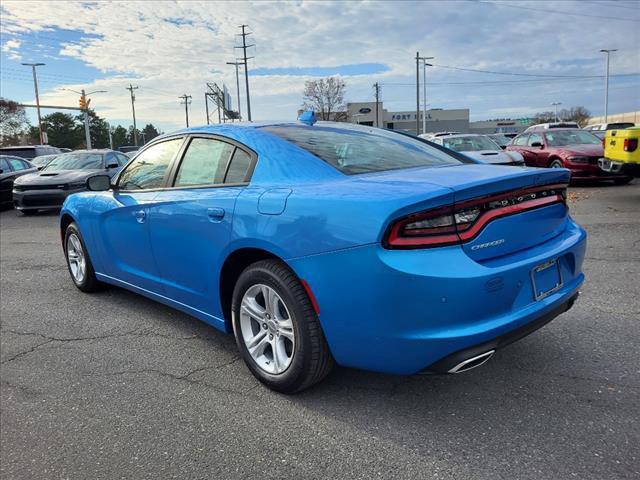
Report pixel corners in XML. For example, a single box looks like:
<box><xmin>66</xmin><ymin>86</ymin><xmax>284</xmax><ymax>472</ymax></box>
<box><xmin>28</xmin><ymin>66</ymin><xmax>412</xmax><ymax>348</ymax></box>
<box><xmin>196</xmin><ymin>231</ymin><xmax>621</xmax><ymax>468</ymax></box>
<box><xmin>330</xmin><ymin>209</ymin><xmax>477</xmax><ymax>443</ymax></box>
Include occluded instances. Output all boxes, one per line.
<box><xmin>66</xmin><ymin>233</ymin><xmax>86</xmax><ymax>284</ymax></box>
<box><xmin>239</xmin><ymin>284</ymin><xmax>295</xmax><ymax>375</ymax></box>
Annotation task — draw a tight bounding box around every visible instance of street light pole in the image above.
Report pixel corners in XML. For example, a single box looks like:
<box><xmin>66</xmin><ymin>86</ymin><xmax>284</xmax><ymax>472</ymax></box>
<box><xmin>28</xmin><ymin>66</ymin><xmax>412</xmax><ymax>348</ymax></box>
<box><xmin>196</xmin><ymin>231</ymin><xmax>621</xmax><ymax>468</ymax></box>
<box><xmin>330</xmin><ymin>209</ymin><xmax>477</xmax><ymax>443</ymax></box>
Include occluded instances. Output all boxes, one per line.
<box><xmin>415</xmin><ymin>52</ymin><xmax>420</xmax><ymax>136</ymax></box>
<box><xmin>419</xmin><ymin>56</ymin><xmax>434</xmax><ymax>135</ymax></box>
<box><xmin>600</xmin><ymin>49</ymin><xmax>617</xmax><ymax>123</ymax></box>
<box><xmin>227</xmin><ymin>61</ymin><xmax>243</xmax><ymax>120</ymax></box>
<box><xmin>22</xmin><ymin>63</ymin><xmax>45</xmax><ymax>144</ymax></box>
<box><xmin>551</xmin><ymin>102</ymin><xmax>562</xmax><ymax>122</ymax></box>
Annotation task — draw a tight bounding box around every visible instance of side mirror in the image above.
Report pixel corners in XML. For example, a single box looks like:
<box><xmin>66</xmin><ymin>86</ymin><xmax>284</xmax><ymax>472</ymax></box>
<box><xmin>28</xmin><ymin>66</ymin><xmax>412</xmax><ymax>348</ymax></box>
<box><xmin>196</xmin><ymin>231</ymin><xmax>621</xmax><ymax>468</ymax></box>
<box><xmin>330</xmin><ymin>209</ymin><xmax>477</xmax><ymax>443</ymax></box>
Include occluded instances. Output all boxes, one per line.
<box><xmin>106</xmin><ymin>163</ymin><xmax>119</xmax><ymax>169</ymax></box>
<box><xmin>531</xmin><ymin>141</ymin><xmax>543</xmax><ymax>148</ymax></box>
<box><xmin>87</xmin><ymin>175</ymin><xmax>111</xmax><ymax>191</ymax></box>
<box><xmin>0</xmin><ymin>169</ymin><xmax>3</xmax><ymax>174</ymax></box>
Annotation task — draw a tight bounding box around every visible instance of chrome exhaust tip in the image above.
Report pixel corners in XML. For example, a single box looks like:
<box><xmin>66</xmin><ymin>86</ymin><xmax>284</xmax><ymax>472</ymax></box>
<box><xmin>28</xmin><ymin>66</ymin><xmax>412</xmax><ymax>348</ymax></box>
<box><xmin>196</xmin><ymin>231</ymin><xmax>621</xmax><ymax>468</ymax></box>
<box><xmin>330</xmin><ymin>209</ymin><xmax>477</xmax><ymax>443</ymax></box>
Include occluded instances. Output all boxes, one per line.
<box><xmin>448</xmin><ymin>350</ymin><xmax>495</xmax><ymax>374</ymax></box>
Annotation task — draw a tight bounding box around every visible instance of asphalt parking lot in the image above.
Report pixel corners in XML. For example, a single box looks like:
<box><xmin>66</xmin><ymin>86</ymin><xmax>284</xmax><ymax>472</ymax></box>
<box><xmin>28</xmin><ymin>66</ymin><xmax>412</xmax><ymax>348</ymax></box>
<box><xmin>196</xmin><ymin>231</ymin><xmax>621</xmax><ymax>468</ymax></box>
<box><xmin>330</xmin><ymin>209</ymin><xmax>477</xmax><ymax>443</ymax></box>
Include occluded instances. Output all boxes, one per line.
<box><xmin>1</xmin><ymin>182</ymin><xmax>639</xmax><ymax>480</ymax></box>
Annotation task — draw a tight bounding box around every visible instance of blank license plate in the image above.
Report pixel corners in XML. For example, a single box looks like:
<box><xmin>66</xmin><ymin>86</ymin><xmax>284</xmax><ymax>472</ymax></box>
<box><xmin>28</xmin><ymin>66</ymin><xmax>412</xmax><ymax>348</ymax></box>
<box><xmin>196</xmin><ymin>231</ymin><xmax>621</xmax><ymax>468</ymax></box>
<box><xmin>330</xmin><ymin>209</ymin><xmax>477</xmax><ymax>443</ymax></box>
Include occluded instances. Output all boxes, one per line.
<box><xmin>531</xmin><ymin>259</ymin><xmax>563</xmax><ymax>301</ymax></box>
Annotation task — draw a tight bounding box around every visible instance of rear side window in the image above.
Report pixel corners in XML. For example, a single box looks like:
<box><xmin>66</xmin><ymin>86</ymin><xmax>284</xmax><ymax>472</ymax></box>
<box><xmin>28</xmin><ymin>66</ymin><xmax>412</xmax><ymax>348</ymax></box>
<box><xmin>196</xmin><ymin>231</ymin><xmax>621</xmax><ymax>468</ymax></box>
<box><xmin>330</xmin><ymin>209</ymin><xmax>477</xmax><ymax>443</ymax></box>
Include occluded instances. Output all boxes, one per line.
<box><xmin>225</xmin><ymin>149</ymin><xmax>252</xmax><ymax>183</ymax></box>
<box><xmin>174</xmin><ymin>138</ymin><xmax>235</xmax><ymax>187</ymax></box>
<box><xmin>118</xmin><ymin>138</ymin><xmax>183</xmax><ymax>190</ymax></box>
<box><xmin>261</xmin><ymin>125</ymin><xmax>468</xmax><ymax>175</ymax></box>
<box><xmin>0</xmin><ymin>158</ymin><xmax>10</xmax><ymax>172</ymax></box>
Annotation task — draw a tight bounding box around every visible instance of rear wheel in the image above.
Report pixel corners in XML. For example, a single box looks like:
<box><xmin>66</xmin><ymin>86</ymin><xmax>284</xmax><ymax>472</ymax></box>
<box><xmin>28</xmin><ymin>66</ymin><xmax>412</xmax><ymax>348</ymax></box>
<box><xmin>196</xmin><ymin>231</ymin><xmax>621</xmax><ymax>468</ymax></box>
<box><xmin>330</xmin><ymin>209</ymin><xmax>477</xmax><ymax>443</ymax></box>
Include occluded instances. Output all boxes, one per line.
<box><xmin>231</xmin><ymin>259</ymin><xmax>333</xmax><ymax>393</ymax></box>
<box><xmin>549</xmin><ymin>159</ymin><xmax>564</xmax><ymax>168</ymax></box>
<box><xmin>613</xmin><ymin>176</ymin><xmax>633</xmax><ymax>185</ymax></box>
<box><xmin>64</xmin><ymin>222</ymin><xmax>101</xmax><ymax>292</ymax></box>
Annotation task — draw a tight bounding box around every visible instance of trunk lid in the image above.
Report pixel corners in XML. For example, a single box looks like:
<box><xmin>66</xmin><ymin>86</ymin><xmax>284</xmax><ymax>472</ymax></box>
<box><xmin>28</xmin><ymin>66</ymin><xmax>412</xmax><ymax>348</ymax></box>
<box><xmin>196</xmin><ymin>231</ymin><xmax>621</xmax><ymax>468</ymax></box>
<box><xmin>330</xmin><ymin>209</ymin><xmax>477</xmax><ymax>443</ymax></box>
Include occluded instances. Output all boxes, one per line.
<box><xmin>366</xmin><ymin>164</ymin><xmax>570</xmax><ymax>260</ymax></box>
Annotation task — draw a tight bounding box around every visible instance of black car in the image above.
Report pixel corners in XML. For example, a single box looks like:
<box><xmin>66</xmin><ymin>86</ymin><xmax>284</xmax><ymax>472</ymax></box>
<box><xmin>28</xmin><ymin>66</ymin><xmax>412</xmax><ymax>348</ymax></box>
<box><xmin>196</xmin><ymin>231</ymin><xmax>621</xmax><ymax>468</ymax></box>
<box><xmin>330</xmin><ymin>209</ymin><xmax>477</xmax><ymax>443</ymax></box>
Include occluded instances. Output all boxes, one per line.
<box><xmin>0</xmin><ymin>156</ymin><xmax>38</xmax><ymax>207</ymax></box>
<box><xmin>0</xmin><ymin>145</ymin><xmax>62</xmax><ymax>159</ymax></box>
<box><xmin>13</xmin><ymin>149</ymin><xmax>129</xmax><ymax>213</ymax></box>
<box><xmin>486</xmin><ymin>133</ymin><xmax>513</xmax><ymax>149</ymax></box>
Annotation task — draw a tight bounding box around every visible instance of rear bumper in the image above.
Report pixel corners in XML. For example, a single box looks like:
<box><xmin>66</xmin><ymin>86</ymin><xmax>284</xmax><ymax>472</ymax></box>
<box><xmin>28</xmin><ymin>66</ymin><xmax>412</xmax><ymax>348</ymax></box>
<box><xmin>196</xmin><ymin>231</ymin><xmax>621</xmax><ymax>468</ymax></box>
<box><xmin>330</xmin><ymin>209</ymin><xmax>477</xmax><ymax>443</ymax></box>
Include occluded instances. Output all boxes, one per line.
<box><xmin>567</xmin><ymin>163</ymin><xmax>630</xmax><ymax>180</ymax></box>
<box><xmin>13</xmin><ymin>188</ymin><xmax>81</xmax><ymax>210</ymax></box>
<box><xmin>289</xmin><ymin>219</ymin><xmax>587</xmax><ymax>375</ymax></box>
<box><xmin>598</xmin><ymin>158</ymin><xmax>640</xmax><ymax>177</ymax></box>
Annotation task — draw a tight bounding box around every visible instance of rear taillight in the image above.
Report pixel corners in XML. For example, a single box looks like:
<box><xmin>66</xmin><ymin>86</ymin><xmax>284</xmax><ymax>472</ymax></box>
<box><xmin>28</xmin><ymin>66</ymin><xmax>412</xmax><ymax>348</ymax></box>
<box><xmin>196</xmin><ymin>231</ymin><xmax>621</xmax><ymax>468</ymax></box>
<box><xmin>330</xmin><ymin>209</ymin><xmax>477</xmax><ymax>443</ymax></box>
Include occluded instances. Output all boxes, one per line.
<box><xmin>384</xmin><ymin>184</ymin><xmax>567</xmax><ymax>249</ymax></box>
<box><xmin>624</xmin><ymin>138</ymin><xmax>638</xmax><ymax>152</ymax></box>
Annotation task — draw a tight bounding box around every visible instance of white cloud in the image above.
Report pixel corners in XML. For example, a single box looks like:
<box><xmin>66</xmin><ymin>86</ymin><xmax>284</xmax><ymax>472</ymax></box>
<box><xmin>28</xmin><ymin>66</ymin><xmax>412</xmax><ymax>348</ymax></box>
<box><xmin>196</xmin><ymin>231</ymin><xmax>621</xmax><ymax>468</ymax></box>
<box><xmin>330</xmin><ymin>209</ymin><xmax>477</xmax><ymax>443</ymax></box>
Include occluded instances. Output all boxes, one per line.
<box><xmin>1</xmin><ymin>0</ymin><xmax>638</xmax><ymax>130</ymax></box>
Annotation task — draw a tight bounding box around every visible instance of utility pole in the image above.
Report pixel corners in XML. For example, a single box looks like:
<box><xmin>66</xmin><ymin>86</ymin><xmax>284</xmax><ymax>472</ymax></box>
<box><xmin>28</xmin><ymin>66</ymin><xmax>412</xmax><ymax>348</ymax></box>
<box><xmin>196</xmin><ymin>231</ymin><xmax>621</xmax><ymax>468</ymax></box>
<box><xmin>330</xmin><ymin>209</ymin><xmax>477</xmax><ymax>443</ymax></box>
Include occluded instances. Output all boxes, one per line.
<box><xmin>419</xmin><ymin>56</ymin><xmax>434</xmax><ymax>135</ymax></box>
<box><xmin>179</xmin><ymin>94</ymin><xmax>192</xmax><ymax>127</ymax></box>
<box><xmin>373</xmin><ymin>82</ymin><xmax>381</xmax><ymax>127</ymax></box>
<box><xmin>107</xmin><ymin>122</ymin><xmax>114</xmax><ymax>149</ymax></box>
<box><xmin>235</xmin><ymin>25</ymin><xmax>254</xmax><ymax>121</ymax></box>
<box><xmin>226</xmin><ymin>61</ymin><xmax>243</xmax><ymax>120</ymax></box>
<box><xmin>551</xmin><ymin>102</ymin><xmax>562</xmax><ymax>122</ymax></box>
<box><xmin>126</xmin><ymin>84</ymin><xmax>139</xmax><ymax>146</ymax></box>
<box><xmin>81</xmin><ymin>89</ymin><xmax>92</xmax><ymax>149</ymax></box>
<box><xmin>600</xmin><ymin>49</ymin><xmax>617</xmax><ymax>122</ymax></box>
<box><xmin>415</xmin><ymin>52</ymin><xmax>420</xmax><ymax>136</ymax></box>
<box><xmin>22</xmin><ymin>62</ymin><xmax>45</xmax><ymax>144</ymax></box>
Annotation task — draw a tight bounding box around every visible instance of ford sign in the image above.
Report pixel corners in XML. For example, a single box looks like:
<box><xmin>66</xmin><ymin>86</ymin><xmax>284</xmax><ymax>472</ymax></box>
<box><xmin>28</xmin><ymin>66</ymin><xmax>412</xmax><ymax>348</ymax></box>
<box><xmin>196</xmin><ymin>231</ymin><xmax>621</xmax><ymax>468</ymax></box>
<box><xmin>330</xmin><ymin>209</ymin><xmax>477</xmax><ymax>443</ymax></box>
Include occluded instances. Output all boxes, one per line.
<box><xmin>358</xmin><ymin>107</ymin><xmax>372</xmax><ymax>114</ymax></box>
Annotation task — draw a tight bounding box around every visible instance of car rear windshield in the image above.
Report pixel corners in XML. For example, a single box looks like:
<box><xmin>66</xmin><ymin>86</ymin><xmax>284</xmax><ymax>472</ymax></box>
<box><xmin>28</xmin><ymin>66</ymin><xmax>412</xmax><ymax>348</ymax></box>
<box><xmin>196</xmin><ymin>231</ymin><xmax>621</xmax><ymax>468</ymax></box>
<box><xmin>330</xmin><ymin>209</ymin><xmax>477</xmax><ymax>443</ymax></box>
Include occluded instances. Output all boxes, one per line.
<box><xmin>607</xmin><ymin>123</ymin><xmax>635</xmax><ymax>130</ymax></box>
<box><xmin>443</xmin><ymin>136</ymin><xmax>500</xmax><ymax>152</ymax></box>
<box><xmin>261</xmin><ymin>125</ymin><xmax>468</xmax><ymax>175</ymax></box>
<box><xmin>0</xmin><ymin>148</ymin><xmax>36</xmax><ymax>159</ymax></box>
<box><xmin>43</xmin><ymin>152</ymin><xmax>103</xmax><ymax>171</ymax></box>
<box><xmin>544</xmin><ymin>130</ymin><xmax>601</xmax><ymax>146</ymax></box>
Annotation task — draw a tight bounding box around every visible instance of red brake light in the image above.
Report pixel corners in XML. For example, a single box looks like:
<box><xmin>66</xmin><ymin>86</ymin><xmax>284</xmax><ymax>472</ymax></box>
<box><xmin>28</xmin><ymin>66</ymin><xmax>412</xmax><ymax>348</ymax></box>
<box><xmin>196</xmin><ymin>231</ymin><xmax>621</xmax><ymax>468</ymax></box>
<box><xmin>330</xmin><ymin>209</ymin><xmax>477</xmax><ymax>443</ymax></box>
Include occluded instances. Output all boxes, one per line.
<box><xmin>624</xmin><ymin>138</ymin><xmax>638</xmax><ymax>152</ymax></box>
<box><xmin>384</xmin><ymin>184</ymin><xmax>567</xmax><ymax>249</ymax></box>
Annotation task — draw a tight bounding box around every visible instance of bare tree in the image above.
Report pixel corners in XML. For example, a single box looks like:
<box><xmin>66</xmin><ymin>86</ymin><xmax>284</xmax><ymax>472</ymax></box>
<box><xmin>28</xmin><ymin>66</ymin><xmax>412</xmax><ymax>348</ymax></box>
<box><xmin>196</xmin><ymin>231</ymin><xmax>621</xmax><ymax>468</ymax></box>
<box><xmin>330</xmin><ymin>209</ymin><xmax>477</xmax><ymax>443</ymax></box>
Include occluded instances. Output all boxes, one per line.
<box><xmin>533</xmin><ymin>106</ymin><xmax>591</xmax><ymax>126</ymax></box>
<box><xmin>302</xmin><ymin>77</ymin><xmax>346</xmax><ymax>121</ymax></box>
<box><xmin>0</xmin><ymin>98</ymin><xmax>31</xmax><ymax>146</ymax></box>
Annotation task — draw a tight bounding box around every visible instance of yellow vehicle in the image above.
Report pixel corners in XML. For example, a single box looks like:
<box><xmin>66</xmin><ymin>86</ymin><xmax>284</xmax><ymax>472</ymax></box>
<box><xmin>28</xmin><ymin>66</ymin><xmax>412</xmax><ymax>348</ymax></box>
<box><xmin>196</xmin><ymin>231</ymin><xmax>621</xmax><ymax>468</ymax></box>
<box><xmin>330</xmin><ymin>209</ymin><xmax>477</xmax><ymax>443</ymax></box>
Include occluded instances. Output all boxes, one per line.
<box><xmin>599</xmin><ymin>126</ymin><xmax>640</xmax><ymax>177</ymax></box>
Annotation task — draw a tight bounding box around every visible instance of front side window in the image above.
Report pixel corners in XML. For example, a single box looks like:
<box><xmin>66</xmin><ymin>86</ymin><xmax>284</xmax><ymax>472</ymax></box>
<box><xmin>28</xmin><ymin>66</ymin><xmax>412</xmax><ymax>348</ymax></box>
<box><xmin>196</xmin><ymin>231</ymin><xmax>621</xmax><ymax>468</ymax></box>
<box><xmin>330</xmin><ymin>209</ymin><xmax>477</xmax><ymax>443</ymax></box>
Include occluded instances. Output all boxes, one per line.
<box><xmin>544</xmin><ymin>131</ymin><xmax>601</xmax><ymax>147</ymax></box>
<box><xmin>118</xmin><ymin>138</ymin><xmax>183</xmax><ymax>190</ymax></box>
<box><xmin>174</xmin><ymin>138</ymin><xmax>235</xmax><ymax>187</ymax></box>
<box><xmin>43</xmin><ymin>152</ymin><xmax>103</xmax><ymax>171</ymax></box>
<box><xmin>527</xmin><ymin>133</ymin><xmax>543</xmax><ymax>146</ymax></box>
<box><xmin>7</xmin><ymin>158</ymin><xmax>28</xmax><ymax>170</ymax></box>
<box><xmin>0</xmin><ymin>158</ymin><xmax>10</xmax><ymax>172</ymax></box>
<box><xmin>261</xmin><ymin>125</ymin><xmax>469</xmax><ymax>175</ymax></box>
<box><xmin>115</xmin><ymin>153</ymin><xmax>129</xmax><ymax>166</ymax></box>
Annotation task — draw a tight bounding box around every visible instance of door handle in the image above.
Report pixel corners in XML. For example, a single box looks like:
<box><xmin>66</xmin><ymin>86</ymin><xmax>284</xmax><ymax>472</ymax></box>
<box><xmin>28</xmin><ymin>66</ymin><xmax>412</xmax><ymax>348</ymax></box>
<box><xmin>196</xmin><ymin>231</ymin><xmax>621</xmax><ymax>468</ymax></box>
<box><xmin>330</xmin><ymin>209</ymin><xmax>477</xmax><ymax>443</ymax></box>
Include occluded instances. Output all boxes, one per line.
<box><xmin>134</xmin><ymin>210</ymin><xmax>146</xmax><ymax>223</ymax></box>
<box><xmin>207</xmin><ymin>207</ymin><xmax>225</xmax><ymax>222</ymax></box>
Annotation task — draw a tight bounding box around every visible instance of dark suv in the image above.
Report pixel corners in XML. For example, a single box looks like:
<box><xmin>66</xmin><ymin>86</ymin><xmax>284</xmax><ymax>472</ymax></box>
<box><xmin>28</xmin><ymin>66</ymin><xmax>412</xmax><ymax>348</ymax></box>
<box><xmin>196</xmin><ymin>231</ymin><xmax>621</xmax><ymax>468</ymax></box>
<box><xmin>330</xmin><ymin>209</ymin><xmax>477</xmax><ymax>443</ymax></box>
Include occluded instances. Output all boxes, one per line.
<box><xmin>0</xmin><ymin>145</ymin><xmax>62</xmax><ymax>160</ymax></box>
<box><xmin>506</xmin><ymin>129</ymin><xmax>632</xmax><ymax>184</ymax></box>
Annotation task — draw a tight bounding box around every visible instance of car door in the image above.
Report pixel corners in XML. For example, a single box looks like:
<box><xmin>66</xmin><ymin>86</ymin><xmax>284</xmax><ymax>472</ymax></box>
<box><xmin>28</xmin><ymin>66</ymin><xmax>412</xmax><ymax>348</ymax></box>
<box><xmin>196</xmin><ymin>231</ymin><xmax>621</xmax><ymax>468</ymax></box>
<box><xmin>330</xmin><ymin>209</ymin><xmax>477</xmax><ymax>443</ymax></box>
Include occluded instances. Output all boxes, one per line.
<box><xmin>526</xmin><ymin>132</ymin><xmax>547</xmax><ymax>167</ymax></box>
<box><xmin>148</xmin><ymin>136</ymin><xmax>255</xmax><ymax>322</ymax></box>
<box><xmin>0</xmin><ymin>158</ymin><xmax>15</xmax><ymax>203</ymax></box>
<box><xmin>93</xmin><ymin>137</ymin><xmax>185</xmax><ymax>293</ymax></box>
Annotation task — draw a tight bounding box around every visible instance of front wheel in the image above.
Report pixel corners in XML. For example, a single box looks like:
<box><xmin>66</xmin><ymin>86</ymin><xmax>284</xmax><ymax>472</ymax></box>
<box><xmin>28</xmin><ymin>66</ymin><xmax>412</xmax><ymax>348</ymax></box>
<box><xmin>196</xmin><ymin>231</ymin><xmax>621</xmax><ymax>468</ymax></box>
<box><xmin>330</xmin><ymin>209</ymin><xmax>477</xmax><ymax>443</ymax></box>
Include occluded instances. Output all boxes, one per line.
<box><xmin>64</xmin><ymin>222</ymin><xmax>101</xmax><ymax>292</ymax></box>
<box><xmin>550</xmin><ymin>159</ymin><xmax>564</xmax><ymax>168</ymax></box>
<box><xmin>231</xmin><ymin>259</ymin><xmax>334</xmax><ymax>393</ymax></box>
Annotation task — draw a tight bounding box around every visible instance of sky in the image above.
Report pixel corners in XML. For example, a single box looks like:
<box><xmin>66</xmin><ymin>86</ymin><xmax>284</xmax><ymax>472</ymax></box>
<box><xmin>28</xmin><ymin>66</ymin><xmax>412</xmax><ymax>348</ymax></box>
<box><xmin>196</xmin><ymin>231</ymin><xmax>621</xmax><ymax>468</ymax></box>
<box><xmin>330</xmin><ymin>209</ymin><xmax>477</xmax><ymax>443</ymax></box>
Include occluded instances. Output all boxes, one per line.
<box><xmin>1</xmin><ymin>0</ymin><xmax>639</xmax><ymax>132</ymax></box>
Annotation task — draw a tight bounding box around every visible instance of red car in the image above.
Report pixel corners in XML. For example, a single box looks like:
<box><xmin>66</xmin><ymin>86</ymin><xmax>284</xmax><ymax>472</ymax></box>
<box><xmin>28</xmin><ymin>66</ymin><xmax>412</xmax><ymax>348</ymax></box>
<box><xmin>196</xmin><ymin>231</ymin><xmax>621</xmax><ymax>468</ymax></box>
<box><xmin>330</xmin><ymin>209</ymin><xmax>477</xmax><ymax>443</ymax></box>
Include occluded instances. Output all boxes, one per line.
<box><xmin>507</xmin><ymin>129</ymin><xmax>633</xmax><ymax>184</ymax></box>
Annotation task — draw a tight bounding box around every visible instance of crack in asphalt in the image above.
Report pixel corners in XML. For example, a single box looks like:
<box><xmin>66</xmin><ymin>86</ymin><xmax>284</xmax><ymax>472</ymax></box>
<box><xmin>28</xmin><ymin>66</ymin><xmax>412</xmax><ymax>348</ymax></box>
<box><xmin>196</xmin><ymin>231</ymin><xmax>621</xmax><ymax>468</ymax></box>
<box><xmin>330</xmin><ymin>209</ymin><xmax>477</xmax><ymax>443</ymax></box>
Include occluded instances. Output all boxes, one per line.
<box><xmin>0</xmin><ymin>339</ymin><xmax>55</xmax><ymax>365</ymax></box>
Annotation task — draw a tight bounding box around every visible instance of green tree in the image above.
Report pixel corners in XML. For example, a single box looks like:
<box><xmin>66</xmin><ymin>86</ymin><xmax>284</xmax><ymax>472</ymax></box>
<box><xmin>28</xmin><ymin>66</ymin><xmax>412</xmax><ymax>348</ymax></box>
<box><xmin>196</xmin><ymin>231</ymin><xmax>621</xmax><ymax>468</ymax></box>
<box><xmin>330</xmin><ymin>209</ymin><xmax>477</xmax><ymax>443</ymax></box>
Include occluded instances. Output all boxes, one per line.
<box><xmin>0</xmin><ymin>98</ymin><xmax>31</xmax><ymax>146</ymax></box>
<box><xmin>111</xmin><ymin>125</ymin><xmax>128</xmax><ymax>149</ymax></box>
<box><xmin>141</xmin><ymin>123</ymin><xmax>161</xmax><ymax>144</ymax></box>
<box><xmin>127</xmin><ymin>125</ymin><xmax>141</xmax><ymax>146</ymax></box>
<box><xmin>39</xmin><ymin>112</ymin><xmax>83</xmax><ymax>149</ymax></box>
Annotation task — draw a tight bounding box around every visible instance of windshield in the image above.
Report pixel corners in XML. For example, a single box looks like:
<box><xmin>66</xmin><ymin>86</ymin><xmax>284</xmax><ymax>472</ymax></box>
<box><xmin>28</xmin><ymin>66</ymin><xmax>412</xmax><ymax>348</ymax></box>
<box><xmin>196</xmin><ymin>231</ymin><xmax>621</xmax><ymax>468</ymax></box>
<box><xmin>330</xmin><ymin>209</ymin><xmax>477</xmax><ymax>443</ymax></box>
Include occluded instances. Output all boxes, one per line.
<box><xmin>261</xmin><ymin>125</ymin><xmax>469</xmax><ymax>175</ymax></box>
<box><xmin>489</xmin><ymin>135</ymin><xmax>510</xmax><ymax>147</ymax></box>
<box><xmin>544</xmin><ymin>130</ymin><xmax>601</xmax><ymax>147</ymax></box>
<box><xmin>31</xmin><ymin>154</ymin><xmax>58</xmax><ymax>167</ymax></box>
<box><xmin>43</xmin><ymin>152</ymin><xmax>104</xmax><ymax>171</ymax></box>
<box><xmin>443</xmin><ymin>136</ymin><xmax>501</xmax><ymax>152</ymax></box>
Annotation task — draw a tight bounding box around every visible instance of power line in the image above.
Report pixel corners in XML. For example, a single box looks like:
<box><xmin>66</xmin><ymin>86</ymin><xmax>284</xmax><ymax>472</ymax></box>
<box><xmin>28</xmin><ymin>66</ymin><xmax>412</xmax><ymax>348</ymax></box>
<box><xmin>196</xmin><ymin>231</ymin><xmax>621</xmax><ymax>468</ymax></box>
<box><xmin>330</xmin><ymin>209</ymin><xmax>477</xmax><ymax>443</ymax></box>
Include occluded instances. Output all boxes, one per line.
<box><xmin>381</xmin><ymin>73</ymin><xmax>640</xmax><ymax>87</ymax></box>
<box><xmin>583</xmin><ymin>0</ymin><xmax>640</xmax><ymax>11</ymax></box>
<box><xmin>430</xmin><ymin>63</ymin><xmax>618</xmax><ymax>78</ymax></box>
<box><xmin>476</xmin><ymin>0</ymin><xmax>640</xmax><ymax>22</ymax></box>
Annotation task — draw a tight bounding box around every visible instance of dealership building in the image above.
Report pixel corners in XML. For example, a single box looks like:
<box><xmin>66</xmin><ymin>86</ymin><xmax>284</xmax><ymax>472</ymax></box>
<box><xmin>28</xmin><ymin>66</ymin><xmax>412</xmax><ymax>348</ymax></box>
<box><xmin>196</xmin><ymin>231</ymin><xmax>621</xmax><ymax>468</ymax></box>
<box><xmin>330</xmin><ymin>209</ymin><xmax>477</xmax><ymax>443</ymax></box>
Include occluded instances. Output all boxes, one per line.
<box><xmin>344</xmin><ymin>101</ymin><xmax>529</xmax><ymax>135</ymax></box>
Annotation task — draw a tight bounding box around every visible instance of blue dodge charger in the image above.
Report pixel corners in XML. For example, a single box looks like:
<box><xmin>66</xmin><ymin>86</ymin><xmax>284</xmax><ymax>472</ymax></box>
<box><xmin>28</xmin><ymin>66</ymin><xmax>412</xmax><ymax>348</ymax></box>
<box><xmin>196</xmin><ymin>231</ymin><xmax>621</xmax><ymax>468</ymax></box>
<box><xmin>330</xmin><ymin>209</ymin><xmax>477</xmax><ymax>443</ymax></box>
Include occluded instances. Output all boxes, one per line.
<box><xmin>60</xmin><ymin>117</ymin><xmax>586</xmax><ymax>393</ymax></box>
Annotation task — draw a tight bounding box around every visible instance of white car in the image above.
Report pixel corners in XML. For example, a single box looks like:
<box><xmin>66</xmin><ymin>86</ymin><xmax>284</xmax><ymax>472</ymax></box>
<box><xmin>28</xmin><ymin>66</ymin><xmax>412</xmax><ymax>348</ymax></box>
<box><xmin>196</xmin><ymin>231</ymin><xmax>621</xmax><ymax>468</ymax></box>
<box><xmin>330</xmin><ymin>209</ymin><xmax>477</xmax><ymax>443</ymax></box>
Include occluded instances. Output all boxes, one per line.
<box><xmin>431</xmin><ymin>134</ymin><xmax>524</xmax><ymax>165</ymax></box>
<box><xmin>419</xmin><ymin>131</ymin><xmax>461</xmax><ymax>140</ymax></box>
<box><xmin>584</xmin><ymin>122</ymin><xmax>635</xmax><ymax>132</ymax></box>
<box><xmin>524</xmin><ymin>122</ymin><xmax>579</xmax><ymax>132</ymax></box>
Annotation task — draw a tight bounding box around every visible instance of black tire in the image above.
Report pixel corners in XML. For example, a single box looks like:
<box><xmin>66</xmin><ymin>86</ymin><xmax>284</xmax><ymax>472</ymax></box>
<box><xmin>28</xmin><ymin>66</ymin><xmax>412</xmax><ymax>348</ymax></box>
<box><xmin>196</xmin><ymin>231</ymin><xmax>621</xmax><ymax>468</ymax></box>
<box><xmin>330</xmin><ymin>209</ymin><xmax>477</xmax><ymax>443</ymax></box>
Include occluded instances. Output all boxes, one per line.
<box><xmin>18</xmin><ymin>209</ymin><xmax>38</xmax><ymax>216</ymax></box>
<box><xmin>231</xmin><ymin>259</ymin><xmax>334</xmax><ymax>393</ymax></box>
<box><xmin>63</xmin><ymin>222</ymin><xmax>101</xmax><ymax>292</ymax></box>
<box><xmin>549</xmin><ymin>159</ymin><xmax>564</xmax><ymax>169</ymax></box>
<box><xmin>613</xmin><ymin>176</ymin><xmax>633</xmax><ymax>185</ymax></box>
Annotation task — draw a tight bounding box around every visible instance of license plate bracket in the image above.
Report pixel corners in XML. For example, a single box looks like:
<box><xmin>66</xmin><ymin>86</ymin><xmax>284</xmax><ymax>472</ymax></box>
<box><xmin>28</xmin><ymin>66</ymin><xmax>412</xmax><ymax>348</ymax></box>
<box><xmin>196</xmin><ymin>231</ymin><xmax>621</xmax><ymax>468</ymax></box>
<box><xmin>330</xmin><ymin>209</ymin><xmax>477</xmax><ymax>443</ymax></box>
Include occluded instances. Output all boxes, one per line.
<box><xmin>531</xmin><ymin>258</ymin><xmax>563</xmax><ymax>301</ymax></box>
